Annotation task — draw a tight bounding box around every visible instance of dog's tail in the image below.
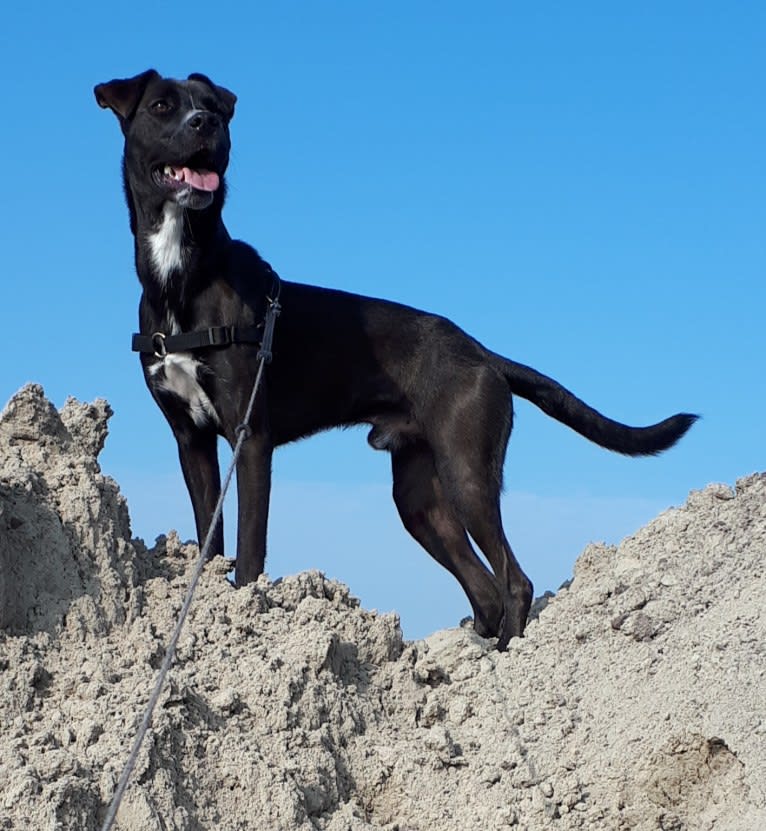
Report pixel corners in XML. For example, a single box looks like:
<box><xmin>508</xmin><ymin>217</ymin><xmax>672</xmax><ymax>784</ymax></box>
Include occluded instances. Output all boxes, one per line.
<box><xmin>497</xmin><ymin>357</ymin><xmax>697</xmax><ymax>456</ymax></box>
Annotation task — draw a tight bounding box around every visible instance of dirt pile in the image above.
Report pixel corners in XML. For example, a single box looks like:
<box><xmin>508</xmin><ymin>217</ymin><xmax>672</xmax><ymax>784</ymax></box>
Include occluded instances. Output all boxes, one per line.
<box><xmin>1</xmin><ymin>384</ymin><xmax>764</xmax><ymax>830</ymax></box>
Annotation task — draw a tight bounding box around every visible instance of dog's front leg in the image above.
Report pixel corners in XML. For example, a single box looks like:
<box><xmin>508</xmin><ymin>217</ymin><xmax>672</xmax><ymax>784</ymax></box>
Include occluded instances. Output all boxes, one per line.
<box><xmin>234</xmin><ymin>429</ymin><xmax>273</xmax><ymax>585</ymax></box>
<box><xmin>175</xmin><ymin>429</ymin><xmax>224</xmax><ymax>559</ymax></box>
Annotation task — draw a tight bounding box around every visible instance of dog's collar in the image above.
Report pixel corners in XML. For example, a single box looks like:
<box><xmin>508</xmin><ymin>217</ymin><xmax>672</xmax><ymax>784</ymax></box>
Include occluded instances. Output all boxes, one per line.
<box><xmin>132</xmin><ymin>325</ymin><xmax>264</xmax><ymax>357</ymax></box>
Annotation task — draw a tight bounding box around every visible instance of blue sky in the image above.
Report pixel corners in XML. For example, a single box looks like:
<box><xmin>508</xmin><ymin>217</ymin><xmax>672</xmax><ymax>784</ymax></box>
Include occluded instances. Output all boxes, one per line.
<box><xmin>2</xmin><ymin>3</ymin><xmax>763</xmax><ymax>639</ymax></box>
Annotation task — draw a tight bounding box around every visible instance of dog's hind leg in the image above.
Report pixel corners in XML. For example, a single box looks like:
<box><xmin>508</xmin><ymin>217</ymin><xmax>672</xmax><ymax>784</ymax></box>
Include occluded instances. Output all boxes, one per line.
<box><xmin>450</xmin><ymin>488</ymin><xmax>532</xmax><ymax>649</ymax></box>
<box><xmin>429</xmin><ymin>371</ymin><xmax>533</xmax><ymax>649</ymax></box>
<box><xmin>391</xmin><ymin>441</ymin><xmax>505</xmax><ymax>639</ymax></box>
<box><xmin>433</xmin><ymin>452</ymin><xmax>533</xmax><ymax>648</ymax></box>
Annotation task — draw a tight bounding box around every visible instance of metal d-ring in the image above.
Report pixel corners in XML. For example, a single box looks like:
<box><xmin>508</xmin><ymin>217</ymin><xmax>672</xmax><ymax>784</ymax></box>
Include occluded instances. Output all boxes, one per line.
<box><xmin>152</xmin><ymin>332</ymin><xmax>167</xmax><ymax>358</ymax></box>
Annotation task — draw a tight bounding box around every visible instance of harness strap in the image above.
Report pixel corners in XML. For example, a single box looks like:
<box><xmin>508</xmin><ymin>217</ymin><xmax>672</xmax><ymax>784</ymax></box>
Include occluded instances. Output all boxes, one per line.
<box><xmin>132</xmin><ymin>271</ymin><xmax>282</xmax><ymax>358</ymax></box>
<box><xmin>131</xmin><ymin>324</ymin><xmax>263</xmax><ymax>356</ymax></box>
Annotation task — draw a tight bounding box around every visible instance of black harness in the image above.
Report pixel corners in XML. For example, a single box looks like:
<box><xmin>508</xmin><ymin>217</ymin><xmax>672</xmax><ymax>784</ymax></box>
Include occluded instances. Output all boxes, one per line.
<box><xmin>131</xmin><ymin>325</ymin><xmax>264</xmax><ymax>357</ymax></box>
<box><xmin>131</xmin><ymin>274</ymin><xmax>282</xmax><ymax>361</ymax></box>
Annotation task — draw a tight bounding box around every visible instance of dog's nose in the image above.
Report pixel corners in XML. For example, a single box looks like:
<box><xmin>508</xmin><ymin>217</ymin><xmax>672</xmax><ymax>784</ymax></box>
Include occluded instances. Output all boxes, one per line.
<box><xmin>188</xmin><ymin>111</ymin><xmax>221</xmax><ymax>134</ymax></box>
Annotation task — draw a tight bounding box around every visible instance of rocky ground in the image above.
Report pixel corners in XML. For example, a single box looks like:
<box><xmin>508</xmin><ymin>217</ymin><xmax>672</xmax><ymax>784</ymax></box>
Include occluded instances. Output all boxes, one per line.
<box><xmin>1</xmin><ymin>384</ymin><xmax>764</xmax><ymax>830</ymax></box>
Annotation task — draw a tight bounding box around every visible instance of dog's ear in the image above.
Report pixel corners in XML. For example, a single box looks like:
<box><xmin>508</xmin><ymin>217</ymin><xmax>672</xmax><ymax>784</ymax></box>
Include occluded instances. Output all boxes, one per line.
<box><xmin>188</xmin><ymin>73</ymin><xmax>237</xmax><ymax>121</ymax></box>
<box><xmin>94</xmin><ymin>69</ymin><xmax>160</xmax><ymax>124</ymax></box>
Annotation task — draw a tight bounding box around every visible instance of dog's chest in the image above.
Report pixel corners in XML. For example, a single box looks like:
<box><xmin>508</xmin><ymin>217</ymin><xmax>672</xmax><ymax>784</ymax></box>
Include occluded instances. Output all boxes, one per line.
<box><xmin>149</xmin><ymin>353</ymin><xmax>220</xmax><ymax>428</ymax></box>
<box><xmin>148</xmin><ymin>317</ymin><xmax>220</xmax><ymax>428</ymax></box>
<box><xmin>143</xmin><ymin>207</ymin><xmax>220</xmax><ymax>427</ymax></box>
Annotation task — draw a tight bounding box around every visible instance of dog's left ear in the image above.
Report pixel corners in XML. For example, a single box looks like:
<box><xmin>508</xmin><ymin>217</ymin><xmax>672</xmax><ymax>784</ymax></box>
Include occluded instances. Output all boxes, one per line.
<box><xmin>95</xmin><ymin>69</ymin><xmax>160</xmax><ymax>126</ymax></box>
<box><xmin>188</xmin><ymin>73</ymin><xmax>237</xmax><ymax>121</ymax></box>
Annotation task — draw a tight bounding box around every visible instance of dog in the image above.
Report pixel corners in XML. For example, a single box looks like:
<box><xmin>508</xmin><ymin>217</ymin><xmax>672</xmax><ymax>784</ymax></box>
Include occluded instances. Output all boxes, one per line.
<box><xmin>95</xmin><ymin>70</ymin><xmax>696</xmax><ymax>649</ymax></box>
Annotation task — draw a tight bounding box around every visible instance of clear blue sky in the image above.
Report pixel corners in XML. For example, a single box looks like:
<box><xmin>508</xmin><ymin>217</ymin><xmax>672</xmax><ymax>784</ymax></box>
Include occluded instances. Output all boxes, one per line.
<box><xmin>2</xmin><ymin>3</ymin><xmax>763</xmax><ymax>639</ymax></box>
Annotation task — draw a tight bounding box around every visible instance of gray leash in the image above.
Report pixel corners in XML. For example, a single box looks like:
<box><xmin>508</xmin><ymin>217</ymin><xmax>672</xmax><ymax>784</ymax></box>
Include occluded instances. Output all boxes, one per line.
<box><xmin>100</xmin><ymin>292</ymin><xmax>281</xmax><ymax>831</ymax></box>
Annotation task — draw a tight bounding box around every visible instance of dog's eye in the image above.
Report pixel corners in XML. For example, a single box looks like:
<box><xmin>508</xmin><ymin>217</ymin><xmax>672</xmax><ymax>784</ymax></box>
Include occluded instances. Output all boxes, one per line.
<box><xmin>150</xmin><ymin>99</ymin><xmax>172</xmax><ymax>115</ymax></box>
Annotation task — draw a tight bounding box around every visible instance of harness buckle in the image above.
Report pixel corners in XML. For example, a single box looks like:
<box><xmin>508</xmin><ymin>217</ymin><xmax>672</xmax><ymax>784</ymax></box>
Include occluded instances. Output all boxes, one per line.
<box><xmin>207</xmin><ymin>326</ymin><xmax>233</xmax><ymax>346</ymax></box>
<box><xmin>152</xmin><ymin>332</ymin><xmax>167</xmax><ymax>358</ymax></box>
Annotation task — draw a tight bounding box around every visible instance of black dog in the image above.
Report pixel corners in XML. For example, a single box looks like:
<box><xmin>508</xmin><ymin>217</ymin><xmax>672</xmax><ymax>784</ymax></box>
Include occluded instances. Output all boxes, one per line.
<box><xmin>95</xmin><ymin>70</ymin><xmax>696</xmax><ymax>649</ymax></box>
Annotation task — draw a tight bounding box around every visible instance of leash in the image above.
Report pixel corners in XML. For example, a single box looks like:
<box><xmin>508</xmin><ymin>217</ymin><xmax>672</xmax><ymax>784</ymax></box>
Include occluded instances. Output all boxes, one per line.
<box><xmin>100</xmin><ymin>279</ymin><xmax>281</xmax><ymax>831</ymax></box>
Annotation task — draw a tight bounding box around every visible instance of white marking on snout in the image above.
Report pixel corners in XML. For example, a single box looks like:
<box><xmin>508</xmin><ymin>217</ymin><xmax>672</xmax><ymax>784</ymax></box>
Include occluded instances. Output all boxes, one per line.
<box><xmin>146</xmin><ymin>202</ymin><xmax>185</xmax><ymax>285</ymax></box>
<box><xmin>151</xmin><ymin>352</ymin><xmax>220</xmax><ymax>428</ymax></box>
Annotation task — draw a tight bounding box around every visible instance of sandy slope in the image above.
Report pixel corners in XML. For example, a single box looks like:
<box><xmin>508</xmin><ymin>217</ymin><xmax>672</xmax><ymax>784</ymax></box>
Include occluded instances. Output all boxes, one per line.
<box><xmin>1</xmin><ymin>384</ymin><xmax>764</xmax><ymax>830</ymax></box>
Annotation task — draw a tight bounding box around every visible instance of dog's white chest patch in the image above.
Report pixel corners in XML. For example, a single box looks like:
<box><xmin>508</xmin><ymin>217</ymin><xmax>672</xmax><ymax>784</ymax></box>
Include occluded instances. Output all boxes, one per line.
<box><xmin>147</xmin><ymin>203</ymin><xmax>185</xmax><ymax>284</ymax></box>
<box><xmin>150</xmin><ymin>353</ymin><xmax>220</xmax><ymax>428</ymax></box>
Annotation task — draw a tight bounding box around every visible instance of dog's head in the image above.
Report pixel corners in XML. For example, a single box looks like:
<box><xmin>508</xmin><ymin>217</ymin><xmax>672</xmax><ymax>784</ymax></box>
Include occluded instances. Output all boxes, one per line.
<box><xmin>95</xmin><ymin>70</ymin><xmax>237</xmax><ymax>212</ymax></box>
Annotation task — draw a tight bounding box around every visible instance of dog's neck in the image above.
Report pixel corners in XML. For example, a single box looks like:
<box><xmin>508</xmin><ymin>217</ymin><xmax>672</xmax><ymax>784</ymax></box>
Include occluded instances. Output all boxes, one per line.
<box><xmin>130</xmin><ymin>191</ymin><xmax>229</xmax><ymax>318</ymax></box>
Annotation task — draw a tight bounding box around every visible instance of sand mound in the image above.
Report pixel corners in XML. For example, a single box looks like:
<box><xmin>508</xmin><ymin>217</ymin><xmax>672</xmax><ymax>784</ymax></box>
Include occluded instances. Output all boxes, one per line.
<box><xmin>1</xmin><ymin>384</ymin><xmax>764</xmax><ymax>830</ymax></box>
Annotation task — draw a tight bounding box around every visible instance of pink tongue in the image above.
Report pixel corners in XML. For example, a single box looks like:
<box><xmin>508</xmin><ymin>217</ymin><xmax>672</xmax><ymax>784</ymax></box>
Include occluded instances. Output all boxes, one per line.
<box><xmin>179</xmin><ymin>167</ymin><xmax>219</xmax><ymax>192</ymax></box>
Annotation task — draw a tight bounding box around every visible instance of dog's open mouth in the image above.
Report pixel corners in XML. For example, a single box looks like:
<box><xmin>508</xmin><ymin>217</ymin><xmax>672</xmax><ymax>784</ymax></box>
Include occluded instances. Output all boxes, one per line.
<box><xmin>153</xmin><ymin>164</ymin><xmax>220</xmax><ymax>193</ymax></box>
<box><xmin>151</xmin><ymin>154</ymin><xmax>222</xmax><ymax>209</ymax></box>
